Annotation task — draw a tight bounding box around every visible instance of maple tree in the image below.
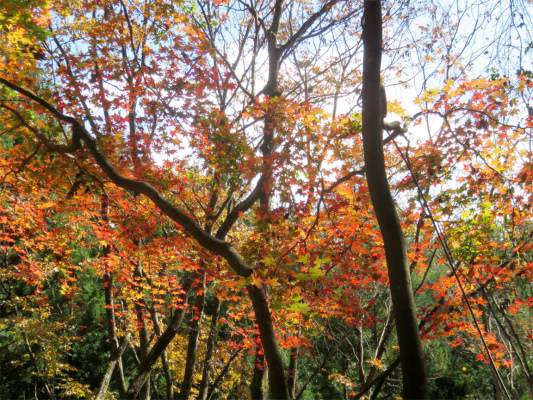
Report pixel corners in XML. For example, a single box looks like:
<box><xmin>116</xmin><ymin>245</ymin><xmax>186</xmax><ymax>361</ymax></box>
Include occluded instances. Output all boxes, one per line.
<box><xmin>2</xmin><ymin>0</ymin><xmax>533</xmax><ymax>399</ymax></box>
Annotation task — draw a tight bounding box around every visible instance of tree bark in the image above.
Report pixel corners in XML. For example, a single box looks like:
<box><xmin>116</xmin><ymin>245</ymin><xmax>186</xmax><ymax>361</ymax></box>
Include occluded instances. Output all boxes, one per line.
<box><xmin>123</xmin><ymin>276</ymin><xmax>194</xmax><ymax>399</ymax></box>
<box><xmin>287</xmin><ymin>346</ymin><xmax>299</xmax><ymax>399</ymax></box>
<box><xmin>250</xmin><ymin>336</ymin><xmax>267</xmax><ymax>400</ymax></box>
<box><xmin>247</xmin><ymin>284</ymin><xmax>290</xmax><ymax>400</ymax></box>
<box><xmin>134</xmin><ymin>258</ymin><xmax>151</xmax><ymax>400</ymax></box>
<box><xmin>177</xmin><ymin>272</ymin><xmax>206</xmax><ymax>400</ymax></box>
<box><xmin>206</xmin><ymin>346</ymin><xmax>243</xmax><ymax>400</ymax></box>
<box><xmin>21</xmin><ymin>332</ymin><xmax>55</xmax><ymax>400</ymax></box>
<box><xmin>101</xmin><ymin>198</ymin><xmax>127</xmax><ymax>398</ymax></box>
<box><xmin>361</xmin><ymin>1</ymin><xmax>428</xmax><ymax>399</ymax></box>
<box><xmin>197</xmin><ymin>297</ymin><xmax>221</xmax><ymax>400</ymax></box>
<box><xmin>150</xmin><ymin>306</ymin><xmax>174</xmax><ymax>400</ymax></box>
<box><xmin>103</xmin><ymin>270</ymin><xmax>127</xmax><ymax>399</ymax></box>
<box><xmin>95</xmin><ymin>334</ymin><xmax>130</xmax><ymax>400</ymax></box>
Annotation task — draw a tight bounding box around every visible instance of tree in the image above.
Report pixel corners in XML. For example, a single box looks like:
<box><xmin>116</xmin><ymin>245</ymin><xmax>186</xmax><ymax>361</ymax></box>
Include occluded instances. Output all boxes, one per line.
<box><xmin>2</xmin><ymin>0</ymin><xmax>533</xmax><ymax>399</ymax></box>
<box><xmin>361</xmin><ymin>2</ymin><xmax>428</xmax><ymax>398</ymax></box>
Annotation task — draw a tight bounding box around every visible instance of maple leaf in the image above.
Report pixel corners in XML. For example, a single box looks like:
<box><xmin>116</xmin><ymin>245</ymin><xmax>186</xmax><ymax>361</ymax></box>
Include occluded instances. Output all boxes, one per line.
<box><xmin>260</xmin><ymin>256</ymin><xmax>275</xmax><ymax>266</ymax></box>
<box><xmin>264</xmin><ymin>277</ymin><xmax>280</xmax><ymax>287</ymax></box>
<box><xmin>250</xmin><ymin>274</ymin><xmax>262</xmax><ymax>288</ymax></box>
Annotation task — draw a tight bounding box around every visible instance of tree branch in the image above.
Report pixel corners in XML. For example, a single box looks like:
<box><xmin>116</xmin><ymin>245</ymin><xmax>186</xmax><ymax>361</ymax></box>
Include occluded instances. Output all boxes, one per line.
<box><xmin>0</xmin><ymin>78</ymin><xmax>254</xmax><ymax>278</ymax></box>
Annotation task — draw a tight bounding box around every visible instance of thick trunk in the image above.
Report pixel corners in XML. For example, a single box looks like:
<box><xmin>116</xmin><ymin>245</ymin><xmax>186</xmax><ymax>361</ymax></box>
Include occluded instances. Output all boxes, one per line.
<box><xmin>361</xmin><ymin>2</ymin><xmax>428</xmax><ymax>399</ymax></box>
<box><xmin>251</xmin><ymin>5</ymin><xmax>289</xmax><ymax>396</ymax></box>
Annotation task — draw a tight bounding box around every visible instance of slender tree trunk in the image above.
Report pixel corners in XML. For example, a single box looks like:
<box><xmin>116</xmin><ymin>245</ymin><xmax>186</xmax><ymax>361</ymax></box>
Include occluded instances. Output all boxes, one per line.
<box><xmin>287</xmin><ymin>346</ymin><xmax>299</xmax><ymax>399</ymax></box>
<box><xmin>357</xmin><ymin>326</ymin><xmax>365</xmax><ymax>383</ymax></box>
<box><xmin>206</xmin><ymin>346</ymin><xmax>243</xmax><ymax>400</ymax></box>
<box><xmin>134</xmin><ymin>259</ymin><xmax>151</xmax><ymax>400</ymax></box>
<box><xmin>96</xmin><ymin>334</ymin><xmax>130</xmax><ymax>400</ymax></box>
<box><xmin>197</xmin><ymin>297</ymin><xmax>221</xmax><ymax>400</ymax></box>
<box><xmin>247</xmin><ymin>3</ymin><xmax>290</xmax><ymax>397</ymax></box>
<box><xmin>295</xmin><ymin>326</ymin><xmax>357</xmax><ymax>400</ymax></box>
<box><xmin>101</xmin><ymin>198</ymin><xmax>127</xmax><ymax>398</ymax></box>
<box><xmin>247</xmin><ymin>284</ymin><xmax>290</xmax><ymax>399</ymax></box>
<box><xmin>103</xmin><ymin>270</ymin><xmax>127</xmax><ymax>399</ymax></box>
<box><xmin>483</xmin><ymin>291</ymin><xmax>533</xmax><ymax>398</ymax></box>
<box><xmin>20</xmin><ymin>331</ymin><xmax>55</xmax><ymax>400</ymax></box>
<box><xmin>123</xmin><ymin>276</ymin><xmax>194</xmax><ymax>399</ymax></box>
<box><xmin>250</xmin><ymin>334</ymin><xmax>267</xmax><ymax>400</ymax></box>
<box><xmin>366</xmin><ymin>317</ymin><xmax>395</xmax><ymax>385</ymax></box>
<box><xmin>361</xmin><ymin>2</ymin><xmax>428</xmax><ymax>399</ymax></box>
<box><xmin>150</xmin><ymin>306</ymin><xmax>174</xmax><ymax>400</ymax></box>
<box><xmin>480</xmin><ymin>303</ymin><xmax>506</xmax><ymax>400</ymax></box>
<box><xmin>177</xmin><ymin>272</ymin><xmax>206</xmax><ymax>400</ymax></box>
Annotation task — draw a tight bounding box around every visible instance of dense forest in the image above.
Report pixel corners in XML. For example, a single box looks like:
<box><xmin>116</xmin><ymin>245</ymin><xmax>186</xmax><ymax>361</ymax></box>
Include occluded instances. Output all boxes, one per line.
<box><xmin>1</xmin><ymin>0</ymin><xmax>533</xmax><ymax>399</ymax></box>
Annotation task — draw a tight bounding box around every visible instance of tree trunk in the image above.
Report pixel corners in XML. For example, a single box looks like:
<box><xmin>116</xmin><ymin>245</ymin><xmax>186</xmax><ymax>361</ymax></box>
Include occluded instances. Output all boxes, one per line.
<box><xmin>287</xmin><ymin>346</ymin><xmax>299</xmax><ymax>399</ymax></box>
<box><xmin>101</xmin><ymin>198</ymin><xmax>127</xmax><ymax>398</ymax></box>
<box><xmin>250</xmin><ymin>336</ymin><xmax>267</xmax><ymax>400</ymax></box>
<box><xmin>123</xmin><ymin>276</ymin><xmax>194</xmax><ymax>399</ymax></box>
<box><xmin>150</xmin><ymin>306</ymin><xmax>174</xmax><ymax>400</ymax></box>
<box><xmin>206</xmin><ymin>346</ymin><xmax>243</xmax><ymax>400</ymax></box>
<box><xmin>197</xmin><ymin>297</ymin><xmax>221</xmax><ymax>400</ymax></box>
<box><xmin>250</xmin><ymin>3</ymin><xmax>290</xmax><ymax>396</ymax></box>
<box><xmin>95</xmin><ymin>334</ymin><xmax>130</xmax><ymax>400</ymax></box>
<box><xmin>247</xmin><ymin>285</ymin><xmax>290</xmax><ymax>399</ymax></box>
<box><xmin>361</xmin><ymin>2</ymin><xmax>428</xmax><ymax>399</ymax></box>
<box><xmin>134</xmin><ymin>259</ymin><xmax>151</xmax><ymax>400</ymax></box>
<box><xmin>177</xmin><ymin>272</ymin><xmax>206</xmax><ymax>400</ymax></box>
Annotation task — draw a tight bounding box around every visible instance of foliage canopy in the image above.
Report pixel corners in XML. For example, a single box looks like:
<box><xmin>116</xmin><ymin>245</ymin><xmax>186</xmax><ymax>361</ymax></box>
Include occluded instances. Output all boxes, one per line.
<box><xmin>1</xmin><ymin>0</ymin><xmax>533</xmax><ymax>399</ymax></box>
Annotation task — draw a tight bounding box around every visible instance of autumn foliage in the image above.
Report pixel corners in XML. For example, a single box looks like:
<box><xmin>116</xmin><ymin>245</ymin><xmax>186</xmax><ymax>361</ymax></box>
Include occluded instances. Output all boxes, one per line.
<box><xmin>1</xmin><ymin>1</ymin><xmax>533</xmax><ymax>399</ymax></box>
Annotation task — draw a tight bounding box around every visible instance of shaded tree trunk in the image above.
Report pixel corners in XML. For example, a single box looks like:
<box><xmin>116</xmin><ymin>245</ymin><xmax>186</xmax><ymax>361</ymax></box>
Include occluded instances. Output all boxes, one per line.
<box><xmin>249</xmin><ymin>2</ymin><xmax>290</xmax><ymax>397</ymax></box>
<box><xmin>361</xmin><ymin>1</ymin><xmax>428</xmax><ymax>399</ymax></box>
<box><xmin>206</xmin><ymin>345</ymin><xmax>243</xmax><ymax>400</ymax></box>
<box><xmin>250</xmin><ymin>336</ymin><xmax>267</xmax><ymax>400</ymax></box>
<box><xmin>123</xmin><ymin>276</ymin><xmax>194</xmax><ymax>399</ymax></box>
<box><xmin>197</xmin><ymin>297</ymin><xmax>221</xmax><ymax>400</ymax></box>
<box><xmin>134</xmin><ymin>258</ymin><xmax>151</xmax><ymax>400</ymax></box>
<box><xmin>103</xmin><ymin>269</ymin><xmax>127</xmax><ymax>399</ymax></box>
<box><xmin>287</xmin><ymin>346</ymin><xmax>299</xmax><ymax>399</ymax></box>
<box><xmin>150</xmin><ymin>306</ymin><xmax>174</xmax><ymax>400</ymax></box>
<box><xmin>21</xmin><ymin>331</ymin><xmax>55</xmax><ymax>400</ymax></box>
<box><xmin>247</xmin><ymin>284</ymin><xmax>289</xmax><ymax>400</ymax></box>
<box><xmin>95</xmin><ymin>334</ymin><xmax>130</xmax><ymax>400</ymax></box>
<box><xmin>101</xmin><ymin>197</ymin><xmax>127</xmax><ymax>399</ymax></box>
<box><xmin>177</xmin><ymin>272</ymin><xmax>206</xmax><ymax>400</ymax></box>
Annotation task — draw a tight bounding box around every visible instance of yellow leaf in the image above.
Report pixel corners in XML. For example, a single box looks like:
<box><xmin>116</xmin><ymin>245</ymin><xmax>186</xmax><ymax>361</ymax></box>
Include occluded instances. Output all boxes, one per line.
<box><xmin>260</xmin><ymin>256</ymin><xmax>275</xmax><ymax>266</ymax></box>
<box><xmin>250</xmin><ymin>274</ymin><xmax>262</xmax><ymax>287</ymax></box>
<box><xmin>314</xmin><ymin>256</ymin><xmax>331</xmax><ymax>265</ymax></box>
<box><xmin>264</xmin><ymin>277</ymin><xmax>280</xmax><ymax>287</ymax></box>
<box><xmin>296</xmin><ymin>254</ymin><xmax>309</xmax><ymax>263</ymax></box>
